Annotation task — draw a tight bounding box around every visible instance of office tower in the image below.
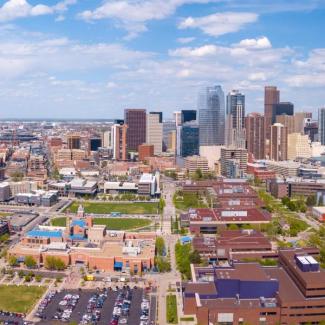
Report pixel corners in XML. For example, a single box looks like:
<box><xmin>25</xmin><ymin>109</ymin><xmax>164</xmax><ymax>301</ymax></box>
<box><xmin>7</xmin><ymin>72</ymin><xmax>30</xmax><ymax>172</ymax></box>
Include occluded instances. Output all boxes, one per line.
<box><xmin>305</xmin><ymin>120</ymin><xmax>318</xmax><ymax>142</ymax></box>
<box><xmin>168</xmin><ymin>130</ymin><xmax>177</xmax><ymax>152</ymax></box>
<box><xmin>181</xmin><ymin>110</ymin><xmax>196</xmax><ymax>124</ymax></box>
<box><xmin>103</xmin><ymin>130</ymin><xmax>113</xmax><ymax>149</ymax></box>
<box><xmin>294</xmin><ymin>112</ymin><xmax>309</xmax><ymax>134</ymax></box>
<box><xmin>226</xmin><ymin>90</ymin><xmax>246</xmax><ymax>148</ymax></box>
<box><xmin>180</xmin><ymin>121</ymin><xmax>199</xmax><ymax>157</ymax></box>
<box><xmin>287</xmin><ymin>133</ymin><xmax>311</xmax><ymax>160</ymax></box>
<box><xmin>220</xmin><ymin>147</ymin><xmax>248</xmax><ymax>178</ymax></box>
<box><xmin>184</xmin><ymin>156</ymin><xmax>209</xmax><ymax>174</ymax></box>
<box><xmin>264</xmin><ymin>86</ymin><xmax>280</xmax><ymax>141</ymax></box>
<box><xmin>245</xmin><ymin>113</ymin><xmax>265</xmax><ymax>160</ymax></box>
<box><xmin>174</xmin><ymin>111</ymin><xmax>182</xmax><ymax>126</ymax></box>
<box><xmin>67</xmin><ymin>133</ymin><xmax>81</xmax><ymax>150</ymax></box>
<box><xmin>272</xmin><ymin>102</ymin><xmax>294</xmax><ymax>124</ymax></box>
<box><xmin>89</xmin><ymin>138</ymin><xmax>102</xmax><ymax>151</ymax></box>
<box><xmin>198</xmin><ymin>85</ymin><xmax>225</xmax><ymax>146</ymax></box>
<box><xmin>163</xmin><ymin>120</ymin><xmax>176</xmax><ymax>152</ymax></box>
<box><xmin>276</xmin><ymin>115</ymin><xmax>295</xmax><ymax>134</ymax></box>
<box><xmin>146</xmin><ymin>112</ymin><xmax>163</xmax><ymax>155</ymax></box>
<box><xmin>112</xmin><ymin>123</ymin><xmax>128</xmax><ymax>161</ymax></box>
<box><xmin>270</xmin><ymin>123</ymin><xmax>288</xmax><ymax>161</ymax></box>
<box><xmin>124</xmin><ymin>109</ymin><xmax>146</xmax><ymax>152</ymax></box>
<box><xmin>319</xmin><ymin>108</ymin><xmax>325</xmax><ymax>145</ymax></box>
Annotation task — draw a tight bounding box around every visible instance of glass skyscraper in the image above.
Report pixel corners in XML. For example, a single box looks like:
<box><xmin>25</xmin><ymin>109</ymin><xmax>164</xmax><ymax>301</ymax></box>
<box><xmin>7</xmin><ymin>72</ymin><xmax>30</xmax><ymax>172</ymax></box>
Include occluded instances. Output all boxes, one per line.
<box><xmin>318</xmin><ymin>107</ymin><xmax>325</xmax><ymax>145</ymax></box>
<box><xmin>198</xmin><ymin>85</ymin><xmax>225</xmax><ymax>146</ymax></box>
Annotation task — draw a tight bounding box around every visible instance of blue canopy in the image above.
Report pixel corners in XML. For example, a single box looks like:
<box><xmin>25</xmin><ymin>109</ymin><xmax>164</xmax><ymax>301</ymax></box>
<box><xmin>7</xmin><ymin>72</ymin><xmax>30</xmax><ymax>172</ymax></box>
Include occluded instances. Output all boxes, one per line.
<box><xmin>114</xmin><ymin>261</ymin><xmax>123</xmax><ymax>268</ymax></box>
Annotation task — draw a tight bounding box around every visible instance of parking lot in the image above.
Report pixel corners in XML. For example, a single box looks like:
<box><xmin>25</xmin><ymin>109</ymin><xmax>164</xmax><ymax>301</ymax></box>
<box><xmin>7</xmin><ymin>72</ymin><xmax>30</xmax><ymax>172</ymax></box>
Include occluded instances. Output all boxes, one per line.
<box><xmin>37</xmin><ymin>286</ymin><xmax>155</xmax><ymax>325</ymax></box>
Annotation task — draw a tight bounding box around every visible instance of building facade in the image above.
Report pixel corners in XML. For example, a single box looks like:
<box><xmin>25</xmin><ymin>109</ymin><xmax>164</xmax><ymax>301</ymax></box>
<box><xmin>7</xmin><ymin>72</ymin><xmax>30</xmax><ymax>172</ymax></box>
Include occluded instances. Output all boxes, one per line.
<box><xmin>245</xmin><ymin>113</ymin><xmax>265</xmax><ymax>160</ymax></box>
<box><xmin>270</xmin><ymin>123</ymin><xmax>288</xmax><ymax>161</ymax></box>
<box><xmin>124</xmin><ymin>109</ymin><xmax>146</xmax><ymax>152</ymax></box>
<box><xmin>198</xmin><ymin>85</ymin><xmax>225</xmax><ymax>146</ymax></box>
<box><xmin>146</xmin><ymin>112</ymin><xmax>163</xmax><ymax>155</ymax></box>
<box><xmin>226</xmin><ymin>90</ymin><xmax>246</xmax><ymax>148</ymax></box>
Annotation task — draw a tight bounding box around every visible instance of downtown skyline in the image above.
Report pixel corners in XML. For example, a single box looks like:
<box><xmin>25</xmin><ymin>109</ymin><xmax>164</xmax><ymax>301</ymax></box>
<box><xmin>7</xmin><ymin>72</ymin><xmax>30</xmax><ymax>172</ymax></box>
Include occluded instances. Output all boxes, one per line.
<box><xmin>0</xmin><ymin>0</ymin><xmax>324</xmax><ymax>118</ymax></box>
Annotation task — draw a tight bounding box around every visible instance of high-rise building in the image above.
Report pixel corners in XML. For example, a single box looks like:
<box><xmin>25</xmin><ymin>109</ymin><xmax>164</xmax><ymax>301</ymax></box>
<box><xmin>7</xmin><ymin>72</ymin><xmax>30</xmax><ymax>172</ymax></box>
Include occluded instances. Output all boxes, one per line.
<box><xmin>287</xmin><ymin>133</ymin><xmax>311</xmax><ymax>160</ymax></box>
<box><xmin>146</xmin><ymin>112</ymin><xmax>163</xmax><ymax>155</ymax></box>
<box><xmin>198</xmin><ymin>85</ymin><xmax>225</xmax><ymax>146</ymax></box>
<box><xmin>112</xmin><ymin>123</ymin><xmax>128</xmax><ymax>161</ymax></box>
<box><xmin>294</xmin><ymin>112</ymin><xmax>309</xmax><ymax>134</ymax></box>
<box><xmin>276</xmin><ymin>115</ymin><xmax>295</xmax><ymax>134</ymax></box>
<box><xmin>103</xmin><ymin>130</ymin><xmax>113</xmax><ymax>149</ymax></box>
<box><xmin>226</xmin><ymin>90</ymin><xmax>245</xmax><ymax>148</ymax></box>
<box><xmin>124</xmin><ymin>109</ymin><xmax>146</xmax><ymax>152</ymax></box>
<box><xmin>305</xmin><ymin>120</ymin><xmax>318</xmax><ymax>142</ymax></box>
<box><xmin>270</xmin><ymin>123</ymin><xmax>288</xmax><ymax>161</ymax></box>
<box><xmin>163</xmin><ymin>120</ymin><xmax>176</xmax><ymax>152</ymax></box>
<box><xmin>67</xmin><ymin>134</ymin><xmax>81</xmax><ymax>150</ymax></box>
<box><xmin>220</xmin><ymin>147</ymin><xmax>248</xmax><ymax>178</ymax></box>
<box><xmin>180</xmin><ymin>122</ymin><xmax>199</xmax><ymax>157</ymax></box>
<box><xmin>264</xmin><ymin>86</ymin><xmax>280</xmax><ymax>157</ymax></box>
<box><xmin>89</xmin><ymin>138</ymin><xmax>102</xmax><ymax>151</ymax></box>
<box><xmin>318</xmin><ymin>108</ymin><xmax>325</xmax><ymax>145</ymax></box>
<box><xmin>272</xmin><ymin>102</ymin><xmax>294</xmax><ymax>124</ymax></box>
<box><xmin>181</xmin><ymin>110</ymin><xmax>196</xmax><ymax>124</ymax></box>
<box><xmin>174</xmin><ymin>111</ymin><xmax>182</xmax><ymax>126</ymax></box>
<box><xmin>184</xmin><ymin>156</ymin><xmax>209</xmax><ymax>174</ymax></box>
<box><xmin>245</xmin><ymin>113</ymin><xmax>265</xmax><ymax>160</ymax></box>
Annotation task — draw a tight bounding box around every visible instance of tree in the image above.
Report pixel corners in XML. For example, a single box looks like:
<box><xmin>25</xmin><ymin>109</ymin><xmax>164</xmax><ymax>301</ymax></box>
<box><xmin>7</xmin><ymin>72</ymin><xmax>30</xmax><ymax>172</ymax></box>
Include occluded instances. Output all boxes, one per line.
<box><xmin>18</xmin><ymin>270</ymin><xmax>25</xmax><ymax>278</ymax></box>
<box><xmin>11</xmin><ymin>171</ymin><xmax>24</xmax><ymax>182</ymax></box>
<box><xmin>306</xmin><ymin>194</ymin><xmax>317</xmax><ymax>207</ymax></box>
<box><xmin>155</xmin><ymin>237</ymin><xmax>165</xmax><ymax>256</ymax></box>
<box><xmin>45</xmin><ymin>256</ymin><xmax>66</xmax><ymax>271</ymax></box>
<box><xmin>281</xmin><ymin>196</ymin><xmax>290</xmax><ymax>206</ymax></box>
<box><xmin>0</xmin><ymin>233</ymin><xmax>9</xmax><ymax>242</ymax></box>
<box><xmin>25</xmin><ymin>256</ymin><xmax>37</xmax><ymax>269</ymax></box>
<box><xmin>189</xmin><ymin>250</ymin><xmax>201</xmax><ymax>264</ymax></box>
<box><xmin>8</xmin><ymin>255</ymin><xmax>18</xmax><ymax>267</ymax></box>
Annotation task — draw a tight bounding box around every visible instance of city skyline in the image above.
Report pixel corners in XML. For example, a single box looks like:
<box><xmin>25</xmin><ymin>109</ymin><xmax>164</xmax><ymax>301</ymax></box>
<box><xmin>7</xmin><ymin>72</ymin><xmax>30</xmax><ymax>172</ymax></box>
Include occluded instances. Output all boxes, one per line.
<box><xmin>0</xmin><ymin>0</ymin><xmax>324</xmax><ymax>118</ymax></box>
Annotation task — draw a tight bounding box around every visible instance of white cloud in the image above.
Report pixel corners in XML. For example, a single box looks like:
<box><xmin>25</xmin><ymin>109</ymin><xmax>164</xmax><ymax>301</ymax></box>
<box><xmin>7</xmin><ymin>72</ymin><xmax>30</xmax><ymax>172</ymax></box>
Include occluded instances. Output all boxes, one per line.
<box><xmin>78</xmin><ymin>0</ymin><xmax>224</xmax><ymax>38</ymax></box>
<box><xmin>0</xmin><ymin>0</ymin><xmax>77</xmax><ymax>22</ymax></box>
<box><xmin>169</xmin><ymin>44</ymin><xmax>218</xmax><ymax>57</ymax></box>
<box><xmin>237</xmin><ymin>36</ymin><xmax>272</xmax><ymax>49</ymax></box>
<box><xmin>178</xmin><ymin>12</ymin><xmax>258</xmax><ymax>37</ymax></box>
<box><xmin>177</xmin><ymin>37</ymin><xmax>196</xmax><ymax>44</ymax></box>
<box><xmin>248</xmin><ymin>72</ymin><xmax>267</xmax><ymax>81</ymax></box>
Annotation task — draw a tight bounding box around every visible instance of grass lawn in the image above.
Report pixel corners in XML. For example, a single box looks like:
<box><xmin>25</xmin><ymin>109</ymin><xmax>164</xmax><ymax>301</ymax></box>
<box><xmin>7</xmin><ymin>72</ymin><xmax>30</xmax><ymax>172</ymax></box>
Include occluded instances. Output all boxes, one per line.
<box><xmin>173</xmin><ymin>192</ymin><xmax>208</xmax><ymax>210</ymax></box>
<box><xmin>0</xmin><ymin>212</ymin><xmax>12</xmax><ymax>217</ymax></box>
<box><xmin>166</xmin><ymin>294</ymin><xmax>178</xmax><ymax>324</ymax></box>
<box><xmin>65</xmin><ymin>201</ymin><xmax>158</xmax><ymax>215</ymax></box>
<box><xmin>51</xmin><ymin>217</ymin><xmax>151</xmax><ymax>230</ymax></box>
<box><xmin>0</xmin><ymin>285</ymin><xmax>46</xmax><ymax>313</ymax></box>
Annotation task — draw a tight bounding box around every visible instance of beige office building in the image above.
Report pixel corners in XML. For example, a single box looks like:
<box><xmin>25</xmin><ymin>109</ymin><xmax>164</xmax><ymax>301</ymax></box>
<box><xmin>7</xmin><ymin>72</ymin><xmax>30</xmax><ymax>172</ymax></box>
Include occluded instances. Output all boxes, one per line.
<box><xmin>146</xmin><ymin>112</ymin><xmax>163</xmax><ymax>155</ymax></box>
<box><xmin>287</xmin><ymin>133</ymin><xmax>311</xmax><ymax>160</ymax></box>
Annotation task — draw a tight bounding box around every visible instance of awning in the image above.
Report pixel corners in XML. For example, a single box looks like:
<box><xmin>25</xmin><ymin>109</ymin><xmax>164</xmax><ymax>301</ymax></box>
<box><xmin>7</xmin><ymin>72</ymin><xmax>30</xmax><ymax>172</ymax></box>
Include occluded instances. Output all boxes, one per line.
<box><xmin>114</xmin><ymin>261</ymin><xmax>123</xmax><ymax>268</ymax></box>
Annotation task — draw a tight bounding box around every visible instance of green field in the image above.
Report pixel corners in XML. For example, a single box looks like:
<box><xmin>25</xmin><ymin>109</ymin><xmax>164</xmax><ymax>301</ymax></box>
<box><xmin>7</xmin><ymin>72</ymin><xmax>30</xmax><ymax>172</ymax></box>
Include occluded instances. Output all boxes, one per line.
<box><xmin>65</xmin><ymin>201</ymin><xmax>158</xmax><ymax>215</ymax></box>
<box><xmin>51</xmin><ymin>217</ymin><xmax>151</xmax><ymax>230</ymax></box>
<box><xmin>0</xmin><ymin>285</ymin><xmax>46</xmax><ymax>313</ymax></box>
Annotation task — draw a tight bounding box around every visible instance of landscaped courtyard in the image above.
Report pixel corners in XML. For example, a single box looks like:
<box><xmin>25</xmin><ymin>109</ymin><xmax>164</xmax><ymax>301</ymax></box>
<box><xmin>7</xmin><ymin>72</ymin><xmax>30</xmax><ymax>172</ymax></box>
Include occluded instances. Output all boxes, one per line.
<box><xmin>0</xmin><ymin>285</ymin><xmax>46</xmax><ymax>313</ymax></box>
<box><xmin>51</xmin><ymin>217</ymin><xmax>152</xmax><ymax>230</ymax></box>
<box><xmin>65</xmin><ymin>201</ymin><xmax>159</xmax><ymax>215</ymax></box>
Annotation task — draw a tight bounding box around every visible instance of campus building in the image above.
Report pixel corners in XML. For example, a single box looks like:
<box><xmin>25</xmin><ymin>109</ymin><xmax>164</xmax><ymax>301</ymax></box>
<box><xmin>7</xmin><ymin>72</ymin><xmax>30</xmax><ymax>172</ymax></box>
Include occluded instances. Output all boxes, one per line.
<box><xmin>183</xmin><ymin>248</ymin><xmax>325</xmax><ymax>325</ymax></box>
<box><xmin>8</xmin><ymin>207</ymin><xmax>156</xmax><ymax>273</ymax></box>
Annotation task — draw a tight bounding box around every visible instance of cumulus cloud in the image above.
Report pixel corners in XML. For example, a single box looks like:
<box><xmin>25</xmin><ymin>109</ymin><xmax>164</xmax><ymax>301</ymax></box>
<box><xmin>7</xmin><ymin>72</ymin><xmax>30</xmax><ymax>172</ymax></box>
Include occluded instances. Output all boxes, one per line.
<box><xmin>237</xmin><ymin>36</ymin><xmax>272</xmax><ymax>49</ymax></box>
<box><xmin>78</xmin><ymin>0</ymin><xmax>225</xmax><ymax>38</ymax></box>
<box><xmin>178</xmin><ymin>12</ymin><xmax>258</xmax><ymax>37</ymax></box>
<box><xmin>169</xmin><ymin>44</ymin><xmax>218</xmax><ymax>57</ymax></box>
<box><xmin>0</xmin><ymin>0</ymin><xmax>76</xmax><ymax>22</ymax></box>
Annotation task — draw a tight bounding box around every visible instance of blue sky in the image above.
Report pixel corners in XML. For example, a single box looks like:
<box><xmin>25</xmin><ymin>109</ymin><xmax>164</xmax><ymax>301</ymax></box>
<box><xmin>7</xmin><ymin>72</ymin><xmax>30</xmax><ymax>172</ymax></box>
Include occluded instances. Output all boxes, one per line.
<box><xmin>0</xmin><ymin>0</ymin><xmax>325</xmax><ymax>119</ymax></box>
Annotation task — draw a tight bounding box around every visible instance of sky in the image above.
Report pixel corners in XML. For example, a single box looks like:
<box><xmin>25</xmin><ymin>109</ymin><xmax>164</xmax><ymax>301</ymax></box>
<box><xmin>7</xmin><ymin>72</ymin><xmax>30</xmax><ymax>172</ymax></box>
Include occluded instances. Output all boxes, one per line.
<box><xmin>0</xmin><ymin>0</ymin><xmax>325</xmax><ymax>119</ymax></box>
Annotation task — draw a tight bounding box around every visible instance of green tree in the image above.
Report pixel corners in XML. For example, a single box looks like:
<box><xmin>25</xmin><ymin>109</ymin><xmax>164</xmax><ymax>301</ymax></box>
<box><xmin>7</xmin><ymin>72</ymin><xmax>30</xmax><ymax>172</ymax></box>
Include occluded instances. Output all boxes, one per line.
<box><xmin>306</xmin><ymin>194</ymin><xmax>317</xmax><ymax>207</ymax></box>
<box><xmin>155</xmin><ymin>237</ymin><xmax>165</xmax><ymax>256</ymax></box>
<box><xmin>0</xmin><ymin>233</ymin><xmax>9</xmax><ymax>242</ymax></box>
<box><xmin>25</xmin><ymin>256</ymin><xmax>37</xmax><ymax>268</ymax></box>
<box><xmin>189</xmin><ymin>250</ymin><xmax>201</xmax><ymax>264</ymax></box>
<box><xmin>8</xmin><ymin>255</ymin><xmax>18</xmax><ymax>267</ymax></box>
<box><xmin>45</xmin><ymin>256</ymin><xmax>66</xmax><ymax>271</ymax></box>
<box><xmin>18</xmin><ymin>270</ymin><xmax>25</xmax><ymax>278</ymax></box>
